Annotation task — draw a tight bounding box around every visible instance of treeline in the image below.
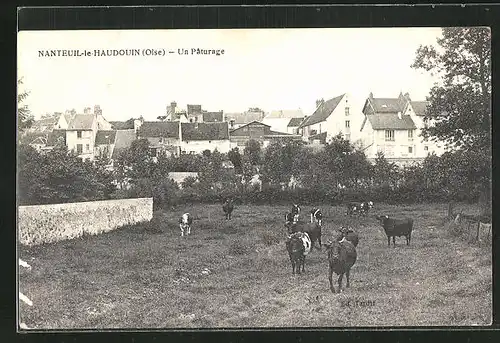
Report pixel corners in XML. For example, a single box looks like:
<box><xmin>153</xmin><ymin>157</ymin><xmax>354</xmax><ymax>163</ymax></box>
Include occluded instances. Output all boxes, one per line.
<box><xmin>17</xmin><ymin>135</ymin><xmax>490</xmax><ymax>208</ymax></box>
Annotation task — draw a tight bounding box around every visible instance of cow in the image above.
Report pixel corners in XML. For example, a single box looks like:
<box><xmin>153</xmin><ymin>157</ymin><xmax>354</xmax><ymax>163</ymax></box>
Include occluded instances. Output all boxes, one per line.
<box><xmin>310</xmin><ymin>207</ymin><xmax>323</xmax><ymax>226</ymax></box>
<box><xmin>325</xmin><ymin>238</ymin><xmax>357</xmax><ymax>293</ymax></box>
<box><xmin>375</xmin><ymin>215</ymin><xmax>413</xmax><ymax>247</ymax></box>
<box><xmin>222</xmin><ymin>198</ymin><xmax>234</xmax><ymax>220</ymax></box>
<box><xmin>291</xmin><ymin>203</ymin><xmax>301</xmax><ymax>223</ymax></box>
<box><xmin>286</xmin><ymin>221</ymin><xmax>322</xmax><ymax>250</ymax></box>
<box><xmin>359</xmin><ymin>201</ymin><xmax>374</xmax><ymax>215</ymax></box>
<box><xmin>178</xmin><ymin>213</ymin><xmax>193</xmax><ymax>237</ymax></box>
<box><xmin>337</xmin><ymin>226</ymin><xmax>359</xmax><ymax>248</ymax></box>
<box><xmin>285</xmin><ymin>232</ymin><xmax>312</xmax><ymax>275</ymax></box>
<box><xmin>346</xmin><ymin>202</ymin><xmax>361</xmax><ymax>216</ymax></box>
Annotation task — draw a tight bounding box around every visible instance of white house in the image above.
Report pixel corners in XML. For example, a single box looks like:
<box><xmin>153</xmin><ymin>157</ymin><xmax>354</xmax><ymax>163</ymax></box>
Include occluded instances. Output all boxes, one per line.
<box><xmin>65</xmin><ymin>105</ymin><xmax>113</xmax><ymax>161</ymax></box>
<box><xmin>402</xmin><ymin>98</ymin><xmax>448</xmax><ymax>157</ymax></box>
<box><xmin>359</xmin><ymin>92</ymin><xmax>447</xmax><ymax>165</ymax></box>
<box><xmin>298</xmin><ymin>93</ymin><xmax>365</xmax><ymax>145</ymax></box>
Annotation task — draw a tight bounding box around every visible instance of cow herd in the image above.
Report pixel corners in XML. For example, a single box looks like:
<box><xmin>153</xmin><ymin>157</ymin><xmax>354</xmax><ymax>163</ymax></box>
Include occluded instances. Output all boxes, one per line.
<box><xmin>177</xmin><ymin>199</ymin><xmax>415</xmax><ymax>294</ymax></box>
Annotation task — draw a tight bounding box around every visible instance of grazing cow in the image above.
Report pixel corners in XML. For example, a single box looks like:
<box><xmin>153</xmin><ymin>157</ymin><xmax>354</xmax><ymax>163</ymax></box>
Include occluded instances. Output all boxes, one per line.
<box><xmin>310</xmin><ymin>207</ymin><xmax>323</xmax><ymax>226</ymax></box>
<box><xmin>291</xmin><ymin>204</ymin><xmax>301</xmax><ymax>223</ymax></box>
<box><xmin>178</xmin><ymin>213</ymin><xmax>193</xmax><ymax>237</ymax></box>
<box><xmin>337</xmin><ymin>226</ymin><xmax>359</xmax><ymax>248</ymax></box>
<box><xmin>287</xmin><ymin>221</ymin><xmax>322</xmax><ymax>250</ymax></box>
<box><xmin>326</xmin><ymin>238</ymin><xmax>357</xmax><ymax>293</ymax></box>
<box><xmin>222</xmin><ymin>198</ymin><xmax>234</xmax><ymax>220</ymax></box>
<box><xmin>285</xmin><ymin>232</ymin><xmax>312</xmax><ymax>274</ymax></box>
<box><xmin>346</xmin><ymin>201</ymin><xmax>374</xmax><ymax>216</ymax></box>
<box><xmin>375</xmin><ymin>215</ymin><xmax>413</xmax><ymax>247</ymax></box>
<box><xmin>359</xmin><ymin>201</ymin><xmax>374</xmax><ymax>215</ymax></box>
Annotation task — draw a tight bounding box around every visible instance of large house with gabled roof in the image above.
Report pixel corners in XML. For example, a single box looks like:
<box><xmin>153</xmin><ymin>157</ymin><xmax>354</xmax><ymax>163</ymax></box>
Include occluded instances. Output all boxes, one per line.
<box><xmin>298</xmin><ymin>93</ymin><xmax>364</xmax><ymax>145</ymax></box>
<box><xmin>360</xmin><ymin>92</ymin><xmax>447</xmax><ymax>165</ymax></box>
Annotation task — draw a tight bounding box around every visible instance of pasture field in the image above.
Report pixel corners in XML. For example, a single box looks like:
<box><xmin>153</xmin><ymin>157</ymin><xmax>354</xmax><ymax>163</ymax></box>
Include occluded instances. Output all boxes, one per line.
<box><xmin>18</xmin><ymin>203</ymin><xmax>492</xmax><ymax>328</ymax></box>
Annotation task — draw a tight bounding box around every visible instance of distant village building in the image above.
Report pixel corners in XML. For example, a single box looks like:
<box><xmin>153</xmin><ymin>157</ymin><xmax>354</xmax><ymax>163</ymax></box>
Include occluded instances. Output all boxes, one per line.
<box><xmin>229</xmin><ymin>121</ymin><xmax>302</xmax><ymax>148</ymax></box>
<box><xmin>360</xmin><ymin>92</ymin><xmax>447</xmax><ymax>165</ymax></box>
<box><xmin>225</xmin><ymin>108</ymin><xmax>266</xmax><ymax>130</ymax></box>
<box><xmin>298</xmin><ymin>93</ymin><xmax>364</xmax><ymax>146</ymax></box>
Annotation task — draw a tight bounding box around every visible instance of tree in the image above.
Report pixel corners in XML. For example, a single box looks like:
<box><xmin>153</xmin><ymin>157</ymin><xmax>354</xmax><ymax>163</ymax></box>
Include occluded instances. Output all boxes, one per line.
<box><xmin>228</xmin><ymin>147</ymin><xmax>243</xmax><ymax>174</ymax></box>
<box><xmin>412</xmin><ymin>27</ymin><xmax>491</xmax><ymax>212</ymax></box>
<box><xmin>17</xmin><ymin>78</ymin><xmax>34</xmax><ymax>132</ymax></box>
<box><xmin>244</xmin><ymin>139</ymin><xmax>262</xmax><ymax>166</ymax></box>
<box><xmin>411</xmin><ymin>27</ymin><xmax>491</xmax><ymax>153</ymax></box>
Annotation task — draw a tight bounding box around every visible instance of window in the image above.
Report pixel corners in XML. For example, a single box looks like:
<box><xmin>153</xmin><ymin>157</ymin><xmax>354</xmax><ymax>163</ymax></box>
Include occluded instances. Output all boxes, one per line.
<box><xmin>345</xmin><ymin>133</ymin><xmax>351</xmax><ymax>141</ymax></box>
<box><xmin>345</xmin><ymin>107</ymin><xmax>350</xmax><ymax>115</ymax></box>
<box><xmin>76</xmin><ymin>144</ymin><xmax>83</xmax><ymax>154</ymax></box>
<box><xmin>408</xmin><ymin>129</ymin><xmax>414</xmax><ymax>140</ymax></box>
<box><xmin>345</xmin><ymin>120</ymin><xmax>350</xmax><ymax>128</ymax></box>
<box><xmin>385</xmin><ymin>130</ymin><xmax>395</xmax><ymax>141</ymax></box>
<box><xmin>85</xmin><ymin>144</ymin><xmax>90</xmax><ymax>152</ymax></box>
<box><xmin>424</xmin><ymin>146</ymin><xmax>429</xmax><ymax>151</ymax></box>
<box><xmin>408</xmin><ymin>146</ymin><xmax>413</xmax><ymax>154</ymax></box>
<box><xmin>77</xmin><ymin>131</ymin><xmax>82</xmax><ymax>138</ymax></box>
<box><xmin>159</xmin><ymin>137</ymin><xmax>163</xmax><ymax>143</ymax></box>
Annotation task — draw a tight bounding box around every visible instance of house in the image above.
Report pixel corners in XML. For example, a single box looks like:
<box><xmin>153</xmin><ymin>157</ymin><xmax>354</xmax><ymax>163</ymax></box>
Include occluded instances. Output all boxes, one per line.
<box><xmin>359</xmin><ymin>92</ymin><xmax>446</xmax><ymax>165</ymax></box>
<box><xmin>180</xmin><ymin>122</ymin><xmax>231</xmax><ymax>154</ymax></box>
<box><xmin>168</xmin><ymin>172</ymin><xmax>199</xmax><ymax>189</ymax></box>
<box><xmin>202</xmin><ymin>111</ymin><xmax>224</xmax><ymax>123</ymax></box>
<box><xmin>136</xmin><ymin>120</ymin><xmax>181</xmax><ymax>157</ymax></box>
<box><xmin>225</xmin><ymin>108</ymin><xmax>266</xmax><ymax>130</ymax></box>
<box><xmin>265</xmin><ymin>109</ymin><xmax>305</xmax><ymax>119</ymax></box>
<box><xmin>229</xmin><ymin>121</ymin><xmax>302</xmax><ymax>148</ymax></box>
<box><xmin>287</xmin><ymin>117</ymin><xmax>306</xmax><ymax>135</ymax></box>
<box><xmin>54</xmin><ymin>110</ymin><xmax>76</xmax><ymax>130</ymax></box>
<box><xmin>95</xmin><ymin>130</ymin><xmax>117</xmax><ymax>160</ymax></box>
<box><xmin>402</xmin><ymin>97</ymin><xmax>448</xmax><ymax>157</ymax></box>
<box><xmin>110</xmin><ymin>129</ymin><xmax>137</xmax><ymax>161</ymax></box>
<box><xmin>166</xmin><ymin>101</ymin><xmax>188</xmax><ymax>122</ymax></box>
<box><xmin>262</xmin><ymin>109</ymin><xmax>306</xmax><ymax>134</ymax></box>
<box><xmin>65</xmin><ymin>105</ymin><xmax>113</xmax><ymax>160</ymax></box>
<box><xmin>29</xmin><ymin>115</ymin><xmax>59</xmax><ymax>133</ymax></box>
<box><xmin>298</xmin><ymin>93</ymin><xmax>363</xmax><ymax>145</ymax></box>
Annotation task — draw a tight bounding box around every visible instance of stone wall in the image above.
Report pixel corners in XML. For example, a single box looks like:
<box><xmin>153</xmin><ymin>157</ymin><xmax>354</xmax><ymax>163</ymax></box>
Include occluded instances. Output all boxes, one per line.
<box><xmin>18</xmin><ymin>198</ymin><xmax>153</xmax><ymax>246</ymax></box>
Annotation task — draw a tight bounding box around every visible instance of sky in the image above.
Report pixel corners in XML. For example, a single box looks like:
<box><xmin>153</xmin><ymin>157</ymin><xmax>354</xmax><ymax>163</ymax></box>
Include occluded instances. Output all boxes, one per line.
<box><xmin>17</xmin><ymin>28</ymin><xmax>443</xmax><ymax>122</ymax></box>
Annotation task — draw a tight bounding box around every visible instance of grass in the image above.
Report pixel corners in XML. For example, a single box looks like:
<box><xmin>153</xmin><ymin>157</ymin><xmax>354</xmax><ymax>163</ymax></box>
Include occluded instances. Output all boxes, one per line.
<box><xmin>18</xmin><ymin>203</ymin><xmax>492</xmax><ymax>329</ymax></box>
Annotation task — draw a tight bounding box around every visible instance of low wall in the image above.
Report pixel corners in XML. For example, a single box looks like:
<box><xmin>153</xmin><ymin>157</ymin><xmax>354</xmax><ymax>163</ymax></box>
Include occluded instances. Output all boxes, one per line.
<box><xmin>18</xmin><ymin>198</ymin><xmax>153</xmax><ymax>246</ymax></box>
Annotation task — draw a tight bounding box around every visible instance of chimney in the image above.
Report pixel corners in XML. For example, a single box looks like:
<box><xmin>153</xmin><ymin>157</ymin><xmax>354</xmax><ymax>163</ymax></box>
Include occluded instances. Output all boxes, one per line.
<box><xmin>171</xmin><ymin>101</ymin><xmax>177</xmax><ymax>113</ymax></box>
<box><xmin>369</xmin><ymin>92</ymin><xmax>374</xmax><ymax>99</ymax></box>
<box><xmin>84</xmin><ymin>107</ymin><xmax>92</xmax><ymax>114</ymax></box>
<box><xmin>94</xmin><ymin>105</ymin><xmax>102</xmax><ymax>117</ymax></box>
<box><xmin>230</xmin><ymin>119</ymin><xmax>235</xmax><ymax>129</ymax></box>
<box><xmin>397</xmin><ymin>111</ymin><xmax>402</xmax><ymax>120</ymax></box>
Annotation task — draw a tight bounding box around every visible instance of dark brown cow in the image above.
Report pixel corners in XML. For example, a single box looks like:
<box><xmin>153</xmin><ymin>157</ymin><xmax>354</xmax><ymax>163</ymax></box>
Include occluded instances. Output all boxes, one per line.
<box><xmin>375</xmin><ymin>215</ymin><xmax>413</xmax><ymax>247</ymax></box>
<box><xmin>325</xmin><ymin>239</ymin><xmax>357</xmax><ymax>293</ymax></box>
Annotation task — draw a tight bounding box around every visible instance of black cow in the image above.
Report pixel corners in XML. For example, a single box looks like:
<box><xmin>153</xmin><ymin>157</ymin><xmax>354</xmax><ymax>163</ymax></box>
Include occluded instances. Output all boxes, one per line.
<box><xmin>310</xmin><ymin>207</ymin><xmax>323</xmax><ymax>226</ymax></box>
<box><xmin>287</xmin><ymin>221</ymin><xmax>322</xmax><ymax>250</ymax></box>
<box><xmin>222</xmin><ymin>198</ymin><xmax>234</xmax><ymax>220</ymax></box>
<box><xmin>285</xmin><ymin>232</ymin><xmax>312</xmax><ymax>275</ymax></box>
<box><xmin>375</xmin><ymin>215</ymin><xmax>413</xmax><ymax>247</ymax></box>
<box><xmin>326</xmin><ymin>239</ymin><xmax>357</xmax><ymax>293</ymax></box>
<box><xmin>337</xmin><ymin>226</ymin><xmax>359</xmax><ymax>248</ymax></box>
